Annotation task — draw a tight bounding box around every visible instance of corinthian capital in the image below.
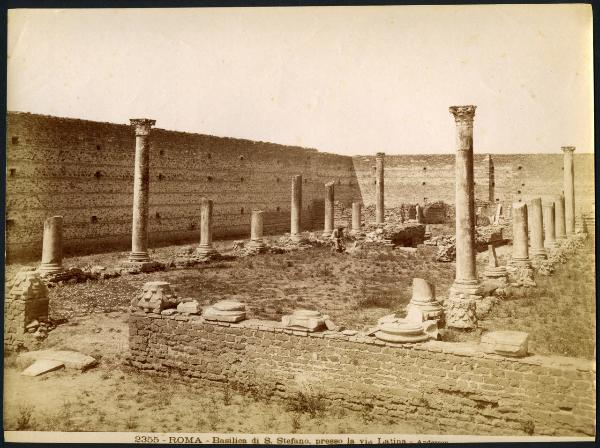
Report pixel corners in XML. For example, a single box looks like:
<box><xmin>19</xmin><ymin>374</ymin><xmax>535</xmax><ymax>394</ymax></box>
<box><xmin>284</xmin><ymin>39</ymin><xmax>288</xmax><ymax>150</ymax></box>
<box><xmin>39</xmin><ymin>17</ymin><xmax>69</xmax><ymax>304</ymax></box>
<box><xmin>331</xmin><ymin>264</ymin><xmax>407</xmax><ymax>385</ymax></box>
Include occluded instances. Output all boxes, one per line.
<box><xmin>130</xmin><ymin>118</ymin><xmax>156</xmax><ymax>136</ymax></box>
<box><xmin>449</xmin><ymin>105</ymin><xmax>476</xmax><ymax>124</ymax></box>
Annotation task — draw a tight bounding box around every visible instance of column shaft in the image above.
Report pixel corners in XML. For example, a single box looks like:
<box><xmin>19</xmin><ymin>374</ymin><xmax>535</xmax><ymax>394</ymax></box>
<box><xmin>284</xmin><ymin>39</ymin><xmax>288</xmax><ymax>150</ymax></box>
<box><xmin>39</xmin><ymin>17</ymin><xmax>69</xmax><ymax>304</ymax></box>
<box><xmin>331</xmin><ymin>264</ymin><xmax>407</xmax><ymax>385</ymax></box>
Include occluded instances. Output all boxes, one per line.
<box><xmin>528</xmin><ymin>197</ymin><xmax>546</xmax><ymax>259</ymax></box>
<box><xmin>512</xmin><ymin>202</ymin><xmax>531</xmax><ymax>263</ymax></box>
<box><xmin>251</xmin><ymin>210</ymin><xmax>264</xmax><ymax>241</ymax></box>
<box><xmin>352</xmin><ymin>202</ymin><xmax>362</xmax><ymax>231</ymax></box>
<box><xmin>555</xmin><ymin>195</ymin><xmax>567</xmax><ymax>239</ymax></box>
<box><xmin>129</xmin><ymin>118</ymin><xmax>155</xmax><ymax>262</ymax></box>
<box><xmin>39</xmin><ymin>216</ymin><xmax>63</xmax><ymax>274</ymax></box>
<box><xmin>543</xmin><ymin>202</ymin><xmax>556</xmax><ymax>248</ymax></box>
<box><xmin>323</xmin><ymin>182</ymin><xmax>335</xmax><ymax>237</ymax></box>
<box><xmin>290</xmin><ymin>175</ymin><xmax>302</xmax><ymax>240</ymax></box>
<box><xmin>198</xmin><ymin>198</ymin><xmax>218</xmax><ymax>256</ymax></box>
<box><xmin>375</xmin><ymin>153</ymin><xmax>385</xmax><ymax>225</ymax></box>
<box><xmin>562</xmin><ymin>147</ymin><xmax>576</xmax><ymax>235</ymax></box>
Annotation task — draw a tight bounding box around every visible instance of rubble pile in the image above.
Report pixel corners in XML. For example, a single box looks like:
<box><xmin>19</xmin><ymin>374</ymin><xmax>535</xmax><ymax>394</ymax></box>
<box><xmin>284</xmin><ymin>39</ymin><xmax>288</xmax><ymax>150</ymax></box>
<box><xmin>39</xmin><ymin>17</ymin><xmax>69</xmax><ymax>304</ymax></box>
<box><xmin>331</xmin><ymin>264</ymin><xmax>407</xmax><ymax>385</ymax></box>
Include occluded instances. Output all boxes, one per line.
<box><xmin>427</xmin><ymin>226</ymin><xmax>505</xmax><ymax>262</ymax></box>
<box><xmin>351</xmin><ymin>222</ymin><xmax>426</xmax><ymax>247</ymax></box>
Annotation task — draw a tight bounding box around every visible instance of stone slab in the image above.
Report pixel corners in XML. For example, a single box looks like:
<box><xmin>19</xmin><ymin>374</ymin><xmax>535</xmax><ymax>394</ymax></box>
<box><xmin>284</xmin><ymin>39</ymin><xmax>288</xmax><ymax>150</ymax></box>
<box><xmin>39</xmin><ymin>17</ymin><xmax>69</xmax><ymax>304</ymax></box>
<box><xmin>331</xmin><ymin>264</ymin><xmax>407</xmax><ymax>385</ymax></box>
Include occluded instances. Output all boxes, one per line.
<box><xmin>21</xmin><ymin>359</ymin><xmax>65</xmax><ymax>377</ymax></box>
<box><xmin>18</xmin><ymin>350</ymin><xmax>98</xmax><ymax>370</ymax></box>
<box><xmin>480</xmin><ymin>330</ymin><xmax>529</xmax><ymax>357</ymax></box>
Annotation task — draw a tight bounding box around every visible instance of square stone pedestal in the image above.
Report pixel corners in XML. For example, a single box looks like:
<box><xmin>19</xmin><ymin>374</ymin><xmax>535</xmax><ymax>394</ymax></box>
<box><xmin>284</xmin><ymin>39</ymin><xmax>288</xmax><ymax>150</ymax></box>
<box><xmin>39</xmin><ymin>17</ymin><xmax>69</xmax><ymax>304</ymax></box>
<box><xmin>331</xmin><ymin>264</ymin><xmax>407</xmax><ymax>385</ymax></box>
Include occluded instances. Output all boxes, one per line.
<box><xmin>120</xmin><ymin>260</ymin><xmax>165</xmax><ymax>274</ymax></box>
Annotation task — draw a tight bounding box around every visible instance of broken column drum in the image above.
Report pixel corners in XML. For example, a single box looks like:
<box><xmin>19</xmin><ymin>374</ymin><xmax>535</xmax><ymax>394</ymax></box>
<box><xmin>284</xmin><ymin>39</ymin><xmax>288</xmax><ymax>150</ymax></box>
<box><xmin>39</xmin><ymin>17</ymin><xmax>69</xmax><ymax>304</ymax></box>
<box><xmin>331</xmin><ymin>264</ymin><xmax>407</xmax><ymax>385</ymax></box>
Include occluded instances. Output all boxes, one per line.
<box><xmin>528</xmin><ymin>197</ymin><xmax>547</xmax><ymax>260</ymax></box>
<box><xmin>448</xmin><ymin>105</ymin><xmax>482</xmax><ymax>302</ymax></box>
<box><xmin>405</xmin><ymin>278</ymin><xmax>444</xmax><ymax>324</ymax></box>
<box><xmin>323</xmin><ymin>181</ymin><xmax>335</xmax><ymax>237</ymax></box>
<box><xmin>375</xmin><ymin>152</ymin><xmax>385</xmax><ymax>225</ymax></box>
<box><xmin>249</xmin><ymin>209</ymin><xmax>266</xmax><ymax>250</ymax></box>
<box><xmin>511</xmin><ymin>202</ymin><xmax>532</xmax><ymax>268</ymax></box>
<box><xmin>555</xmin><ymin>194</ymin><xmax>567</xmax><ymax>240</ymax></box>
<box><xmin>129</xmin><ymin>118</ymin><xmax>156</xmax><ymax>263</ymax></box>
<box><xmin>38</xmin><ymin>216</ymin><xmax>64</xmax><ymax>274</ymax></box>
<box><xmin>562</xmin><ymin>146</ymin><xmax>576</xmax><ymax>236</ymax></box>
<box><xmin>290</xmin><ymin>175</ymin><xmax>302</xmax><ymax>241</ymax></box>
<box><xmin>197</xmin><ymin>198</ymin><xmax>218</xmax><ymax>257</ymax></box>
<box><xmin>351</xmin><ymin>202</ymin><xmax>362</xmax><ymax>232</ymax></box>
<box><xmin>543</xmin><ymin>202</ymin><xmax>557</xmax><ymax>249</ymax></box>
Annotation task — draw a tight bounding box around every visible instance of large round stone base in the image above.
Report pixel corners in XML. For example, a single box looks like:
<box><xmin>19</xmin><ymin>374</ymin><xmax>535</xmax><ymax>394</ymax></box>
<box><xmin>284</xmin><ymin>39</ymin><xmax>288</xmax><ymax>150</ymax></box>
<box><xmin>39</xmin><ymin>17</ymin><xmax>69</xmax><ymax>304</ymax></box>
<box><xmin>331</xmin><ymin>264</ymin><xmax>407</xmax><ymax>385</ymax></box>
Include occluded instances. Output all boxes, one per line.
<box><xmin>530</xmin><ymin>248</ymin><xmax>547</xmax><ymax>260</ymax></box>
<box><xmin>444</xmin><ymin>297</ymin><xmax>477</xmax><ymax>329</ymax></box>
<box><xmin>374</xmin><ymin>321</ymin><xmax>430</xmax><ymax>343</ymax></box>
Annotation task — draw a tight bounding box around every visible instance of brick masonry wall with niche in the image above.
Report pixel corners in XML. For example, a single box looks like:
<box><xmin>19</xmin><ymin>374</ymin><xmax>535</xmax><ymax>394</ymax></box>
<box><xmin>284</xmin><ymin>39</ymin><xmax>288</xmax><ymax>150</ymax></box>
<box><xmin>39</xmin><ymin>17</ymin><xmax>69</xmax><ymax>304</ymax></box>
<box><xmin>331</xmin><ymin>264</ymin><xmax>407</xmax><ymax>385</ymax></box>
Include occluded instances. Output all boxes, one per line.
<box><xmin>128</xmin><ymin>312</ymin><xmax>595</xmax><ymax>437</ymax></box>
<box><xmin>7</xmin><ymin>112</ymin><xmax>594</xmax><ymax>260</ymax></box>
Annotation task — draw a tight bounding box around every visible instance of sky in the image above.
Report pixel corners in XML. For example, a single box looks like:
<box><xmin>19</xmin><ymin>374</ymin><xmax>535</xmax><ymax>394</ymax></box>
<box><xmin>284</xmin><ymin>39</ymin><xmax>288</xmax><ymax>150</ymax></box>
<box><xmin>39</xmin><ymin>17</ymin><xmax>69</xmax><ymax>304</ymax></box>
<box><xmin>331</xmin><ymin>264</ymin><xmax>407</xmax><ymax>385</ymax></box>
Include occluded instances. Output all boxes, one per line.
<box><xmin>7</xmin><ymin>5</ymin><xmax>594</xmax><ymax>155</ymax></box>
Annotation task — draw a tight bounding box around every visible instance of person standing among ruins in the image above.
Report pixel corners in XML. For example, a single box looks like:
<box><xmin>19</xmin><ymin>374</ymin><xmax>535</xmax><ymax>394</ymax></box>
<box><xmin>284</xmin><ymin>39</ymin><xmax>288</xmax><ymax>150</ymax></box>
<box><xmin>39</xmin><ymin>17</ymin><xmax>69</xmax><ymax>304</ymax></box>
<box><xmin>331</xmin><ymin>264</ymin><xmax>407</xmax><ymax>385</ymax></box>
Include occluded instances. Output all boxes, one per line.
<box><xmin>330</xmin><ymin>226</ymin><xmax>346</xmax><ymax>253</ymax></box>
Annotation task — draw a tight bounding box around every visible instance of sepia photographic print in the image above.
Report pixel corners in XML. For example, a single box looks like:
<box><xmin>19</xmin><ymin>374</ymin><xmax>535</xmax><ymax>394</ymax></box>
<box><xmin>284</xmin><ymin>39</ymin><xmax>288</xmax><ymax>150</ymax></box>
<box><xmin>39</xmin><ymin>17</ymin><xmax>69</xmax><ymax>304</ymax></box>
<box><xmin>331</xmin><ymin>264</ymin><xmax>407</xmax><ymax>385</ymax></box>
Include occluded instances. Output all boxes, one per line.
<box><xmin>3</xmin><ymin>3</ymin><xmax>595</xmax><ymax>444</ymax></box>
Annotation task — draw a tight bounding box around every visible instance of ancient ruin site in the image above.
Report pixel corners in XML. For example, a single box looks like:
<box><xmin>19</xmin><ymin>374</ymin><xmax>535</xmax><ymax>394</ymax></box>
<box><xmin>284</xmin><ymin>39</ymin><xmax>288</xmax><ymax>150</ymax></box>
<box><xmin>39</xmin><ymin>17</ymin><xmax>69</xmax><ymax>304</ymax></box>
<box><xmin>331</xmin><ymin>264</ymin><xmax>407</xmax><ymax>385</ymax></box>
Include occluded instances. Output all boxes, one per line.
<box><xmin>4</xmin><ymin>5</ymin><xmax>595</xmax><ymax>443</ymax></box>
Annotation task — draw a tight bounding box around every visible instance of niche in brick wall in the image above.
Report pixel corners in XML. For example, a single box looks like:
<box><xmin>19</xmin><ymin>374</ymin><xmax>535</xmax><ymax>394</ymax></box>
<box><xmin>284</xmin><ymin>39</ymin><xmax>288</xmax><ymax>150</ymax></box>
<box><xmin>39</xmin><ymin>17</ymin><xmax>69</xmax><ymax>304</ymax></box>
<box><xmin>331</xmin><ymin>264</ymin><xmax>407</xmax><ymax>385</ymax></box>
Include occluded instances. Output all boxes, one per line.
<box><xmin>207</xmin><ymin>153</ymin><xmax>212</xmax><ymax>159</ymax></box>
<box><xmin>158</xmin><ymin>173</ymin><xmax>164</xmax><ymax>181</ymax></box>
<box><xmin>276</xmin><ymin>178</ymin><xmax>280</xmax><ymax>183</ymax></box>
<box><xmin>6</xmin><ymin>219</ymin><xmax>15</xmax><ymax>228</ymax></box>
<box><xmin>189</xmin><ymin>222</ymin><xmax>196</xmax><ymax>231</ymax></box>
<box><xmin>9</xmin><ymin>168</ymin><xmax>16</xmax><ymax>177</ymax></box>
<box><xmin>94</xmin><ymin>171</ymin><xmax>103</xmax><ymax>179</ymax></box>
<box><xmin>422</xmin><ymin>182</ymin><xmax>426</xmax><ymax>186</ymax></box>
<box><xmin>159</xmin><ymin>149</ymin><xmax>164</xmax><ymax>156</ymax></box>
<box><xmin>517</xmin><ymin>190</ymin><xmax>522</xmax><ymax>194</ymax></box>
<box><xmin>518</xmin><ymin>166</ymin><xmax>523</xmax><ymax>170</ymax></box>
<box><xmin>91</xmin><ymin>216</ymin><xmax>98</xmax><ymax>224</ymax></box>
<box><xmin>155</xmin><ymin>212</ymin><xmax>161</xmax><ymax>222</ymax></box>
<box><xmin>239</xmin><ymin>155</ymin><xmax>245</xmax><ymax>161</ymax></box>
<box><xmin>276</xmin><ymin>206</ymin><xmax>281</xmax><ymax>212</ymax></box>
<box><xmin>11</xmin><ymin>136</ymin><xmax>19</xmax><ymax>145</ymax></box>
<box><xmin>207</xmin><ymin>176</ymin><xmax>213</xmax><ymax>182</ymax></box>
<box><xmin>96</xmin><ymin>144</ymin><xmax>101</xmax><ymax>150</ymax></box>
<box><xmin>240</xmin><ymin>207</ymin><xmax>244</xmax><ymax>214</ymax></box>
<box><xmin>521</xmin><ymin>183</ymin><xmax>525</xmax><ymax>187</ymax></box>
<box><xmin>240</xmin><ymin>177</ymin><xmax>245</xmax><ymax>182</ymax></box>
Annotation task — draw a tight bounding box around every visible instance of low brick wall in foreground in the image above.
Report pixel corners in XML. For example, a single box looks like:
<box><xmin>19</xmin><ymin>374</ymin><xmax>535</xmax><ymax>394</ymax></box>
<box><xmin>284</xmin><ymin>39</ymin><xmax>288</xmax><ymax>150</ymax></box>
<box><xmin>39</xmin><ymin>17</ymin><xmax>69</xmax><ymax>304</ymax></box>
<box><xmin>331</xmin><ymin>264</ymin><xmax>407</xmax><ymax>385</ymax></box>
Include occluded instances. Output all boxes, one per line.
<box><xmin>128</xmin><ymin>312</ymin><xmax>595</xmax><ymax>437</ymax></box>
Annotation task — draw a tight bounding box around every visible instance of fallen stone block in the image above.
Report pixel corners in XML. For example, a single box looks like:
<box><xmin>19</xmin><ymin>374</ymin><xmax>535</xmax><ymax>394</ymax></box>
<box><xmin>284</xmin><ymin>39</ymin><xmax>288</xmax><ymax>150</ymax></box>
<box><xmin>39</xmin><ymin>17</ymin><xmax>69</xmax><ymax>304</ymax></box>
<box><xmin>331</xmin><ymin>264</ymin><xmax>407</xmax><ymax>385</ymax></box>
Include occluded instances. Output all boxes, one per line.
<box><xmin>18</xmin><ymin>349</ymin><xmax>98</xmax><ymax>371</ymax></box>
<box><xmin>21</xmin><ymin>359</ymin><xmax>65</xmax><ymax>377</ymax></box>
<box><xmin>480</xmin><ymin>330</ymin><xmax>529</xmax><ymax>357</ymax></box>
<box><xmin>177</xmin><ymin>300</ymin><xmax>200</xmax><ymax>315</ymax></box>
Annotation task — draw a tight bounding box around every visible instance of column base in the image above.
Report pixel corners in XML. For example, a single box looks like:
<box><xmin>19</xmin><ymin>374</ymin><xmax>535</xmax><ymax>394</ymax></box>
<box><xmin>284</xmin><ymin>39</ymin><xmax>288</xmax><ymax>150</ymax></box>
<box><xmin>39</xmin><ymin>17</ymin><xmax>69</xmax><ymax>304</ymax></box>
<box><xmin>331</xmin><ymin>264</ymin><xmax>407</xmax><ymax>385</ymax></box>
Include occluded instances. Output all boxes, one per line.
<box><xmin>544</xmin><ymin>240</ymin><xmax>558</xmax><ymax>249</ymax></box>
<box><xmin>444</xmin><ymin>296</ymin><xmax>477</xmax><ymax>329</ymax></box>
<box><xmin>196</xmin><ymin>245</ymin><xmax>219</xmax><ymax>258</ymax></box>
<box><xmin>289</xmin><ymin>233</ymin><xmax>303</xmax><ymax>242</ymax></box>
<box><xmin>530</xmin><ymin>248</ymin><xmax>547</xmax><ymax>260</ymax></box>
<box><xmin>448</xmin><ymin>279</ymin><xmax>483</xmax><ymax>301</ymax></box>
<box><xmin>129</xmin><ymin>251</ymin><xmax>150</xmax><ymax>263</ymax></box>
<box><xmin>246</xmin><ymin>239</ymin><xmax>267</xmax><ymax>253</ymax></box>
<box><xmin>37</xmin><ymin>263</ymin><xmax>64</xmax><ymax>275</ymax></box>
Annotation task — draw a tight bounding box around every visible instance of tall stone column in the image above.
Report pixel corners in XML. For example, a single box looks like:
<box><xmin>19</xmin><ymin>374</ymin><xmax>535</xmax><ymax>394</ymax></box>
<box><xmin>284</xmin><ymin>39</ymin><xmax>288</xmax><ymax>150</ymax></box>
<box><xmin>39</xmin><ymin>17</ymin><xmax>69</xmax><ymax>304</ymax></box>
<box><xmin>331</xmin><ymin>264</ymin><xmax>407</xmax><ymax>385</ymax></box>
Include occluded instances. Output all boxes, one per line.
<box><xmin>511</xmin><ymin>202</ymin><xmax>533</xmax><ymax>269</ymax></box>
<box><xmin>543</xmin><ymin>202</ymin><xmax>557</xmax><ymax>249</ymax></box>
<box><xmin>197</xmin><ymin>198</ymin><xmax>218</xmax><ymax>257</ymax></box>
<box><xmin>562</xmin><ymin>146</ymin><xmax>576</xmax><ymax>236</ymax></box>
<box><xmin>555</xmin><ymin>194</ymin><xmax>567</xmax><ymax>240</ymax></box>
<box><xmin>248</xmin><ymin>209</ymin><xmax>266</xmax><ymax>251</ymax></box>
<box><xmin>323</xmin><ymin>181</ymin><xmax>335</xmax><ymax>237</ymax></box>
<box><xmin>446</xmin><ymin>105</ymin><xmax>481</xmax><ymax>329</ymax></box>
<box><xmin>38</xmin><ymin>216</ymin><xmax>64</xmax><ymax>274</ymax></box>
<box><xmin>351</xmin><ymin>202</ymin><xmax>362</xmax><ymax>233</ymax></box>
<box><xmin>129</xmin><ymin>118</ymin><xmax>156</xmax><ymax>263</ymax></box>
<box><xmin>290</xmin><ymin>175</ymin><xmax>302</xmax><ymax>242</ymax></box>
<box><xmin>375</xmin><ymin>152</ymin><xmax>385</xmax><ymax>225</ymax></box>
<box><xmin>528</xmin><ymin>197</ymin><xmax>546</xmax><ymax>260</ymax></box>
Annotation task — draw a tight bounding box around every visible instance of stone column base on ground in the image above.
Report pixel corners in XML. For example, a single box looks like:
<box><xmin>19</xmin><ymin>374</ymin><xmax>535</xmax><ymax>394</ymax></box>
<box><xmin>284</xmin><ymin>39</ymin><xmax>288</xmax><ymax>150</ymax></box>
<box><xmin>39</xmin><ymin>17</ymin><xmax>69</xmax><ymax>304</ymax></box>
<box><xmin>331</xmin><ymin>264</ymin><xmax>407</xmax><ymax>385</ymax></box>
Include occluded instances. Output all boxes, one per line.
<box><xmin>507</xmin><ymin>259</ymin><xmax>536</xmax><ymax>286</ymax></box>
<box><xmin>448</xmin><ymin>279</ymin><xmax>483</xmax><ymax>301</ymax></box>
<box><xmin>482</xmin><ymin>266</ymin><xmax>509</xmax><ymax>287</ymax></box>
<box><xmin>530</xmin><ymin>248</ymin><xmax>547</xmax><ymax>261</ymax></box>
<box><xmin>246</xmin><ymin>239</ymin><xmax>268</xmax><ymax>254</ymax></box>
<box><xmin>444</xmin><ymin>296</ymin><xmax>477</xmax><ymax>329</ymax></box>
<box><xmin>196</xmin><ymin>245</ymin><xmax>219</xmax><ymax>258</ymax></box>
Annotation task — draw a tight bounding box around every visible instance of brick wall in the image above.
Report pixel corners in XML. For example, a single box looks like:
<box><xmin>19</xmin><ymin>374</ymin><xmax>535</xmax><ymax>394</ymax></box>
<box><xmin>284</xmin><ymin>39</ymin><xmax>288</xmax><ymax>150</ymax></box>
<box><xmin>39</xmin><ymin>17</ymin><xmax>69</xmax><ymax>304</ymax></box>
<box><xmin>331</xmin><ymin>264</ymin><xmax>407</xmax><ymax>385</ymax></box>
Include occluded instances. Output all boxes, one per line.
<box><xmin>7</xmin><ymin>112</ymin><xmax>594</xmax><ymax>260</ymax></box>
<box><xmin>128</xmin><ymin>312</ymin><xmax>595</xmax><ymax>437</ymax></box>
<box><xmin>6</xmin><ymin>112</ymin><xmax>360</xmax><ymax>260</ymax></box>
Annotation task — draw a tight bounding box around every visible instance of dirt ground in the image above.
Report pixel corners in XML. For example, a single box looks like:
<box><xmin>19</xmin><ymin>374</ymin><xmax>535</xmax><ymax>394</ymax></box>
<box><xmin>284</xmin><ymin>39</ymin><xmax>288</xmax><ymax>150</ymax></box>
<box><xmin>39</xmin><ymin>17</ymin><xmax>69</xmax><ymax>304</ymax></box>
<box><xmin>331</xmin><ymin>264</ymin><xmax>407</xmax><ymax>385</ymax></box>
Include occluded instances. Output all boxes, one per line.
<box><xmin>4</xmin><ymin>230</ymin><xmax>595</xmax><ymax>432</ymax></box>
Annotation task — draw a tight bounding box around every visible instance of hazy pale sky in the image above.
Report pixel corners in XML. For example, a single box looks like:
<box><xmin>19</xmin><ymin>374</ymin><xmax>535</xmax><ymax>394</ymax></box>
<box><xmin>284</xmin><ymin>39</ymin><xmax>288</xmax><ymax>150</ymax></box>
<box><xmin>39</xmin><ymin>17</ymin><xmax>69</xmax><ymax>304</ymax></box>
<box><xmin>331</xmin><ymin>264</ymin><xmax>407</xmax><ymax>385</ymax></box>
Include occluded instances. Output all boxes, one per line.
<box><xmin>7</xmin><ymin>5</ymin><xmax>594</xmax><ymax>155</ymax></box>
